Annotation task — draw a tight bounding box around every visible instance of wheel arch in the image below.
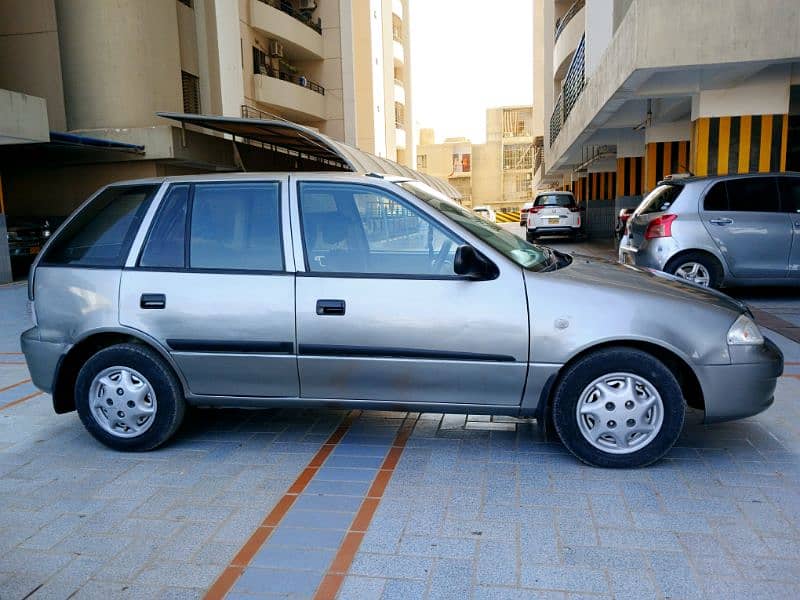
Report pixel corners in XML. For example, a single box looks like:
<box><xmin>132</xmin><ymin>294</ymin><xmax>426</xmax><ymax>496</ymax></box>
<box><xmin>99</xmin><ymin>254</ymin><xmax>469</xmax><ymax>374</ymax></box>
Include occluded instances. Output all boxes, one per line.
<box><xmin>52</xmin><ymin>328</ymin><xmax>186</xmax><ymax>414</ymax></box>
<box><xmin>536</xmin><ymin>339</ymin><xmax>704</xmax><ymax>433</ymax></box>
<box><xmin>664</xmin><ymin>248</ymin><xmax>726</xmax><ymax>280</ymax></box>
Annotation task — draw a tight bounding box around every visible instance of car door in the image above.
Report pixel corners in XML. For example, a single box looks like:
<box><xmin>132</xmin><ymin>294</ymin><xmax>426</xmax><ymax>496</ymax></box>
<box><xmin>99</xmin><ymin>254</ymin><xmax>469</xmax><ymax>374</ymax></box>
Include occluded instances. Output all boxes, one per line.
<box><xmin>700</xmin><ymin>176</ymin><xmax>791</xmax><ymax>278</ymax></box>
<box><xmin>120</xmin><ymin>179</ymin><xmax>299</xmax><ymax>398</ymax></box>
<box><xmin>291</xmin><ymin>177</ymin><xmax>529</xmax><ymax>407</ymax></box>
<box><xmin>779</xmin><ymin>176</ymin><xmax>800</xmax><ymax>278</ymax></box>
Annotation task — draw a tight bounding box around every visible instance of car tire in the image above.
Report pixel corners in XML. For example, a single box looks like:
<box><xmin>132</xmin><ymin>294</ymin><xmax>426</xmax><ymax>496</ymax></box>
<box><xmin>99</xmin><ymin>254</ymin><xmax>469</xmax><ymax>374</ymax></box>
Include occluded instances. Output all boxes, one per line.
<box><xmin>552</xmin><ymin>348</ymin><xmax>685</xmax><ymax>468</ymax></box>
<box><xmin>75</xmin><ymin>343</ymin><xmax>186</xmax><ymax>451</ymax></box>
<box><xmin>665</xmin><ymin>252</ymin><xmax>723</xmax><ymax>289</ymax></box>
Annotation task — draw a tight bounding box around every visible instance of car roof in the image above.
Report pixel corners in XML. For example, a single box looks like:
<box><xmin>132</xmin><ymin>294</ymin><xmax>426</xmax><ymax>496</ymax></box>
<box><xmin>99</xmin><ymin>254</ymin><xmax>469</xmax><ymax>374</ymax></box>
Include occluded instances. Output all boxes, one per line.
<box><xmin>535</xmin><ymin>190</ymin><xmax>573</xmax><ymax>196</ymax></box>
<box><xmin>658</xmin><ymin>171</ymin><xmax>800</xmax><ymax>186</ymax></box>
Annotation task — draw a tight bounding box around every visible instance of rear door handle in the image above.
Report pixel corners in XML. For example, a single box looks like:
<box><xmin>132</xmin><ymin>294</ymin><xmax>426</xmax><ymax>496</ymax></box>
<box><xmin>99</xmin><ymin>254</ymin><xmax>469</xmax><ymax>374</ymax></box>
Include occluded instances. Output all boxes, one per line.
<box><xmin>140</xmin><ymin>294</ymin><xmax>166</xmax><ymax>309</ymax></box>
<box><xmin>709</xmin><ymin>218</ymin><xmax>733</xmax><ymax>226</ymax></box>
<box><xmin>316</xmin><ymin>299</ymin><xmax>346</xmax><ymax>316</ymax></box>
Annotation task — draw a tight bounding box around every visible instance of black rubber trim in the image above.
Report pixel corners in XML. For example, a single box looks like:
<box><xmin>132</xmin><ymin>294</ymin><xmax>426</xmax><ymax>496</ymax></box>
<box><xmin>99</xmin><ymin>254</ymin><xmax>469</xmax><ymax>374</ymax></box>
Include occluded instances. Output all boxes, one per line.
<box><xmin>299</xmin><ymin>344</ymin><xmax>515</xmax><ymax>362</ymax></box>
<box><xmin>167</xmin><ymin>340</ymin><xmax>294</xmax><ymax>354</ymax></box>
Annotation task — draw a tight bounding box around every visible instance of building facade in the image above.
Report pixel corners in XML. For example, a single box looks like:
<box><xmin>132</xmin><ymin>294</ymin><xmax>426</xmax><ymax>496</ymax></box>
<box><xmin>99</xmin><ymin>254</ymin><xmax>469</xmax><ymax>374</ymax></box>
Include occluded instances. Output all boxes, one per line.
<box><xmin>416</xmin><ymin>106</ymin><xmax>535</xmax><ymax>212</ymax></box>
<box><xmin>533</xmin><ymin>0</ymin><xmax>800</xmax><ymax>235</ymax></box>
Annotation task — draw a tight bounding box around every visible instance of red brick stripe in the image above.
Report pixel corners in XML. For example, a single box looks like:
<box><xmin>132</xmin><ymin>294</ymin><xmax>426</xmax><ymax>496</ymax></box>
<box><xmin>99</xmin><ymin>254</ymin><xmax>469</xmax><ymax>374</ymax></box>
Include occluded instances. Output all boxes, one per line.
<box><xmin>314</xmin><ymin>413</ymin><xmax>419</xmax><ymax>600</ymax></box>
<box><xmin>204</xmin><ymin>410</ymin><xmax>361</xmax><ymax>600</ymax></box>
<box><xmin>0</xmin><ymin>378</ymin><xmax>30</xmax><ymax>394</ymax></box>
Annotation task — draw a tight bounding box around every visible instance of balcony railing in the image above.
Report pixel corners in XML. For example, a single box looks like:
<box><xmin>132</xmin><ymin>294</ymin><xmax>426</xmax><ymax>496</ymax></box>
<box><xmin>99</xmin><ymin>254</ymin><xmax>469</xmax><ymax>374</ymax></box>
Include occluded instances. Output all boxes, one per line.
<box><xmin>554</xmin><ymin>0</ymin><xmax>585</xmax><ymax>42</ymax></box>
<box><xmin>258</xmin><ymin>64</ymin><xmax>325</xmax><ymax>95</ymax></box>
<box><xmin>257</xmin><ymin>0</ymin><xmax>322</xmax><ymax>34</ymax></box>
<box><xmin>533</xmin><ymin>136</ymin><xmax>544</xmax><ymax>174</ymax></box>
<box><xmin>550</xmin><ymin>34</ymin><xmax>585</xmax><ymax>146</ymax></box>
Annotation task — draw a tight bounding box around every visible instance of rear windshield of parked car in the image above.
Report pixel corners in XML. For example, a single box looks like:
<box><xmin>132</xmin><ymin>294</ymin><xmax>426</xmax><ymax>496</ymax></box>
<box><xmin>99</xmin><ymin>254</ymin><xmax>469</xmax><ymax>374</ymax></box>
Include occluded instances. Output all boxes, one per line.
<box><xmin>534</xmin><ymin>194</ymin><xmax>574</xmax><ymax>207</ymax></box>
<box><xmin>41</xmin><ymin>185</ymin><xmax>158</xmax><ymax>267</ymax></box>
<box><xmin>637</xmin><ymin>184</ymin><xmax>683</xmax><ymax>215</ymax></box>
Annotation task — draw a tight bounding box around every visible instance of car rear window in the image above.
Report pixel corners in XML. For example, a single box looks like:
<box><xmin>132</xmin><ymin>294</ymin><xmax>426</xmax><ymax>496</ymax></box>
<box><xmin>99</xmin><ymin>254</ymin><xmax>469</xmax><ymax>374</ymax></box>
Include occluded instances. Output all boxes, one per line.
<box><xmin>534</xmin><ymin>194</ymin><xmax>575</xmax><ymax>207</ymax></box>
<box><xmin>637</xmin><ymin>184</ymin><xmax>683</xmax><ymax>215</ymax></box>
<box><xmin>41</xmin><ymin>185</ymin><xmax>157</xmax><ymax>267</ymax></box>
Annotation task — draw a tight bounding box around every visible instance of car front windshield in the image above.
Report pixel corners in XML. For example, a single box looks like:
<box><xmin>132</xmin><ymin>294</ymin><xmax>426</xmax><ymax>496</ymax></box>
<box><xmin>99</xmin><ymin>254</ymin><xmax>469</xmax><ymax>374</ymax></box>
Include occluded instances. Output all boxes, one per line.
<box><xmin>396</xmin><ymin>180</ymin><xmax>552</xmax><ymax>271</ymax></box>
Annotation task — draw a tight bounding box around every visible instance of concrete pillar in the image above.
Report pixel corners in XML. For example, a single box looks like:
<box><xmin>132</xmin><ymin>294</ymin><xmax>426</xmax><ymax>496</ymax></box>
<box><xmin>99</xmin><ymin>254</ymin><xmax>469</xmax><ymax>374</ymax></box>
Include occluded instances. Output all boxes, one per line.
<box><xmin>643</xmin><ymin>140</ymin><xmax>691</xmax><ymax>192</ymax></box>
<box><xmin>0</xmin><ymin>174</ymin><xmax>10</xmax><ymax>284</ymax></box>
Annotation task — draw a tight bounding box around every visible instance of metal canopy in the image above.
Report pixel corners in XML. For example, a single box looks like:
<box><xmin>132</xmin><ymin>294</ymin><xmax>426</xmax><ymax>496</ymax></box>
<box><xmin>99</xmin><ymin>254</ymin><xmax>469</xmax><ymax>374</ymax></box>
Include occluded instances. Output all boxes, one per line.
<box><xmin>157</xmin><ymin>112</ymin><xmax>461</xmax><ymax>200</ymax></box>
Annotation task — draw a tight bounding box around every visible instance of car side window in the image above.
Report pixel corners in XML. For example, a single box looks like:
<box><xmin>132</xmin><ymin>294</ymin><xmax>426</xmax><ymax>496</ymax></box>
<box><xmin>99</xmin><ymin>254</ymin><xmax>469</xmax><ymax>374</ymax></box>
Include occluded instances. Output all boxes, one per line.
<box><xmin>299</xmin><ymin>183</ymin><xmax>461</xmax><ymax>276</ymax></box>
<box><xmin>725</xmin><ymin>177</ymin><xmax>780</xmax><ymax>212</ymax></box>
<box><xmin>189</xmin><ymin>182</ymin><xmax>283</xmax><ymax>271</ymax></box>
<box><xmin>703</xmin><ymin>182</ymin><xmax>728</xmax><ymax>211</ymax></box>
<box><xmin>779</xmin><ymin>177</ymin><xmax>800</xmax><ymax>214</ymax></box>
<box><xmin>140</xmin><ymin>184</ymin><xmax>189</xmax><ymax>268</ymax></box>
<box><xmin>42</xmin><ymin>185</ymin><xmax>157</xmax><ymax>267</ymax></box>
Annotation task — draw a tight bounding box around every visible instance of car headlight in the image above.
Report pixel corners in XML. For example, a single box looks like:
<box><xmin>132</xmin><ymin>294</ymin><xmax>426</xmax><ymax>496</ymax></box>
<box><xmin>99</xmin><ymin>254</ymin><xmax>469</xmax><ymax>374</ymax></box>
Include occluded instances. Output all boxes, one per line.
<box><xmin>727</xmin><ymin>314</ymin><xmax>764</xmax><ymax>345</ymax></box>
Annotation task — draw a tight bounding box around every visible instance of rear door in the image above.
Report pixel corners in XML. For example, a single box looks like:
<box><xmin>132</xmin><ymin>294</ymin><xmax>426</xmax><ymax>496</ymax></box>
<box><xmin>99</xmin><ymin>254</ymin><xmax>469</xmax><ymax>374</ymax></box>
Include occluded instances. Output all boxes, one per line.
<box><xmin>291</xmin><ymin>177</ymin><xmax>529</xmax><ymax>407</ymax></box>
<box><xmin>120</xmin><ymin>178</ymin><xmax>298</xmax><ymax>398</ymax></box>
<box><xmin>700</xmin><ymin>177</ymin><xmax>791</xmax><ymax>278</ymax></box>
<box><xmin>779</xmin><ymin>176</ymin><xmax>800</xmax><ymax>278</ymax></box>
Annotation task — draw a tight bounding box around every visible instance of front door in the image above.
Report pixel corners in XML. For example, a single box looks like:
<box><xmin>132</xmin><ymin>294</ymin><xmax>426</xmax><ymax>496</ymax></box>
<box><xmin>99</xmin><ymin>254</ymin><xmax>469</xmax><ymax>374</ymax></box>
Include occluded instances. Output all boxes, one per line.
<box><xmin>120</xmin><ymin>179</ymin><xmax>298</xmax><ymax>398</ymax></box>
<box><xmin>700</xmin><ymin>176</ymin><xmax>792</xmax><ymax>278</ymax></box>
<box><xmin>291</xmin><ymin>178</ymin><xmax>529</xmax><ymax>407</ymax></box>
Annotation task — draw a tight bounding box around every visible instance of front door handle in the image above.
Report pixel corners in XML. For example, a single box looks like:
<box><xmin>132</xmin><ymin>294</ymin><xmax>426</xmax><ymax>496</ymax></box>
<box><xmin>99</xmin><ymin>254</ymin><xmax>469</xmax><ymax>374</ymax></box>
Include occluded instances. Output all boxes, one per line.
<box><xmin>140</xmin><ymin>293</ymin><xmax>166</xmax><ymax>309</ymax></box>
<box><xmin>316</xmin><ymin>299</ymin><xmax>346</xmax><ymax>316</ymax></box>
<box><xmin>709</xmin><ymin>218</ymin><xmax>733</xmax><ymax>226</ymax></box>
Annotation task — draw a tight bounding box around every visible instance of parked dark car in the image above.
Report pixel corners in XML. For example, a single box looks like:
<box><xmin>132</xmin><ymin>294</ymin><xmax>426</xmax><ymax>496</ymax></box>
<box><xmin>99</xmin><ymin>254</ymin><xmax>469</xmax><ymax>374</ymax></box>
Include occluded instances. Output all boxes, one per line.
<box><xmin>6</xmin><ymin>218</ymin><xmax>52</xmax><ymax>278</ymax></box>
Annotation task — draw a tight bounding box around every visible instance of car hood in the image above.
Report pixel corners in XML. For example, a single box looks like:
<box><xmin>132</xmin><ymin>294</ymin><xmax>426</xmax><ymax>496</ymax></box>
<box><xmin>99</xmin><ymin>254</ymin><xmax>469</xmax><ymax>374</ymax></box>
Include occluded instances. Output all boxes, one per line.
<box><xmin>554</xmin><ymin>253</ymin><xmax>747</xmax><ymax>316</ymax></box>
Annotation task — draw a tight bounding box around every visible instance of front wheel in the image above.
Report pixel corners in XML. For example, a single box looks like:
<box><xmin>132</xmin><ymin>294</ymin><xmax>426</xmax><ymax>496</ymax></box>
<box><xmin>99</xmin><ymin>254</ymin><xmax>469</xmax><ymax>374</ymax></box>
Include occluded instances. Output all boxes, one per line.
<box><xmin>75</xmin><ymin>343</ymin><xmax>186</xmax><ymax>451</ymax></box>
<box><xmin>552</xmin><ymin>348</ymin><xmax>685</xmax><ymax>468</ymax></box>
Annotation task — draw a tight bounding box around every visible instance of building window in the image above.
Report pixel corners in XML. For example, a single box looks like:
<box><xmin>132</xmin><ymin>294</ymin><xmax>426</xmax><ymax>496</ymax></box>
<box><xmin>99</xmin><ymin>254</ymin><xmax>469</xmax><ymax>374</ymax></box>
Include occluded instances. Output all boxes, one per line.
<box><xmin>394</xmin><ymin>102</ymin><xmax>405</xmax><ymax>128</ymax></box>
<box><xmin>181</xmin><ymin>71</ymin><xmax>201</xmax><ymax>114</ymax></box>
<box><xmin>177</xmin><ymin>0</ymin><xmax>193</xmax><ymax>7</ymax></box>
<box><xmin>515</xmin><ymin>173</ymin><xmax>533</xmax><ymax>194</ymax></box>
<box><xmin>417</xmin><ymin>154</ymin><xmax>427</xmax><ymax>169</ymax></box>
<box><xmin>503</xmin><ymin>144</ymin><xmax>533</xmax><ymax>170</ymax></box>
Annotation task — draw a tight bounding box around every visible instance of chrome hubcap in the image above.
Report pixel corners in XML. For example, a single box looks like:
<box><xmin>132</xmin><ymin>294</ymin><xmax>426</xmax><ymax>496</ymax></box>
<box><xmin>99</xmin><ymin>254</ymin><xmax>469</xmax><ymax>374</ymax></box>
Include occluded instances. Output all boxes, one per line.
<box><xmin>675</xmin><ymin>262</ymin><xmax>711</xmax><ymax>287</ymax></box>
<box><xmin>576</xmin><ymin>372</ymin><xmax>664</xmax><ymax>454</ymax></box>
<box><xmin>88</xmin><ymin>367</ymin><xmax>157</xmax><ymax>438</ymax></box>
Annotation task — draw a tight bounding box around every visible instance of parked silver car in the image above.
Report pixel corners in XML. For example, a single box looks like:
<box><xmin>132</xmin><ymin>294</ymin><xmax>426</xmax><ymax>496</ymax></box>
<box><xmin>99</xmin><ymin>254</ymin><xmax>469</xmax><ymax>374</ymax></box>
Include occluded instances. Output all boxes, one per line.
<box><xmin>21</xmin><ymin>173</ymin><xmax>782</xmax><ymax>467</ymax></box>
<box><xmin>619</xmin><ymin>173</ymin><xmax>800</xmax><ymax>288</ymax></box>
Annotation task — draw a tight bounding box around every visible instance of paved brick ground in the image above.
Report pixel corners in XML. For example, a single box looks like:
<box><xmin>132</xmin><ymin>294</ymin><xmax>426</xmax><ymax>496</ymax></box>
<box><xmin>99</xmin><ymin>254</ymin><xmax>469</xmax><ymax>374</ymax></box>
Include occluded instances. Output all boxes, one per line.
<box><xmin>2</xmin><ymin>265</ymin><xmax>800</xmax><ymax>598</ymax></box>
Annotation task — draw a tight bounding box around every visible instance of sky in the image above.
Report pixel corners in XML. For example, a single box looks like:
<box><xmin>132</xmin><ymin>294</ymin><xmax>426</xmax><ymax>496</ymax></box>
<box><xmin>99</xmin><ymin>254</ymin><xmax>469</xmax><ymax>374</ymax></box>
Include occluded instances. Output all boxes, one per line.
<box><xmin>408</xmin><ymin>0</ymin><xmax>533</xmax><ymax>145</ymax></box>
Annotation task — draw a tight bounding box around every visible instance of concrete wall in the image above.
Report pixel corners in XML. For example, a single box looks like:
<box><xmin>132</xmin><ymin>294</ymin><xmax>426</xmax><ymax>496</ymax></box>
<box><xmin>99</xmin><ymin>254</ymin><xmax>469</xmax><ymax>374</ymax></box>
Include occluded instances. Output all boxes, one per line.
<box><xmin>0</xmin><ymin>0</ymin><xmax>67</xmax><ymax>130</ymax></box>
<box><xmin>0</xmin><ymin>89</ymin><xmax>49</xmax><ymax>144</ymax></box>
<box><xmin>55</xmin><ymin>0</ymin><xmax>183</xmax><ymax>130</ymax></box>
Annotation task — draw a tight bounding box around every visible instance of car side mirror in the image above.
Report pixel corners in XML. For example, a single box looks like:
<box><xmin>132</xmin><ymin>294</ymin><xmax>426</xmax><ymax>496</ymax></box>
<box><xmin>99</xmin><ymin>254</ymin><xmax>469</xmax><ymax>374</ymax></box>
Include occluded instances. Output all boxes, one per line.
<box><xmin>454</xmin><ymin>245</ymin><xmax>496</xmax><ymax>280</ymax></box>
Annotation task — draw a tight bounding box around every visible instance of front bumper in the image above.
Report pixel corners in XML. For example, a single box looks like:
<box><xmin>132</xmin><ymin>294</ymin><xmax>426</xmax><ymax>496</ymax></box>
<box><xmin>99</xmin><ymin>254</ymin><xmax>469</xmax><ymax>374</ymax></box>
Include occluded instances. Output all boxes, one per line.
<box><xmin>697</xmin><ymin>337</ymin><xmax>783</xmax><ymax>423</ymax></box>
<box><xmin>20</xmin><ymin>327</ymin><xmax>68</xmax><ymax>394</ymax></box>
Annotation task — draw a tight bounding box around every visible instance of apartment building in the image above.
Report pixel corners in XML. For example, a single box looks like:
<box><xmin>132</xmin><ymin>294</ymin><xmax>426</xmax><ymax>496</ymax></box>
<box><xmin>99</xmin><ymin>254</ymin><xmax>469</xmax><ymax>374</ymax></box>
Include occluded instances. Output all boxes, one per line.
<box><xmin>416</xmin><ymin>106</ymin><xmax>535</xmax><ymax>212</ymax></box>
<box><xmin>533</xmin><ymin>0</ymin><xmax>800</xmax><ymax>235</ymax></box>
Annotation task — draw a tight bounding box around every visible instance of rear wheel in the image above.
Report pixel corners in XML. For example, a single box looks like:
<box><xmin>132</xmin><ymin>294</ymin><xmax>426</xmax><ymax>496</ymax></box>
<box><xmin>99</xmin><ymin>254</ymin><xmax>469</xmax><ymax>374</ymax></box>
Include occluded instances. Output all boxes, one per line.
<box><xmin>666</xmin><ymin>252</ymin><xmax>722</xmax><ymax>288</ymax></box>
<box><xmin>552</xmin><ymin>348</ymin><xmax>685</xmax><ymax>468</ymax></box>
<box><xmin>75</xmin><ymin>344</ymin><xmax>186</xmax><ymax>451</ymax></box>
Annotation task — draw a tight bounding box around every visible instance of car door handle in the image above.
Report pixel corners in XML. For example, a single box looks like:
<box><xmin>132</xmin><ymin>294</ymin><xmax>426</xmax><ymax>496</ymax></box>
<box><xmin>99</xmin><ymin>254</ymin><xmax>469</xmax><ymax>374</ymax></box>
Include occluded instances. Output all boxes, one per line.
<box><xmin>140</xmin><ymin>294</ymin><xmax>166</xmax><ymax>309</ymax></box>
<box><xmin>316</xmin><ymin>299</ymin><xmax>346</xmax><ymax>316</ymax></box>
<box><xmin>709</xmin><ymin>218</ymin><xmax>733</xmax><ymax>226</ymax></box>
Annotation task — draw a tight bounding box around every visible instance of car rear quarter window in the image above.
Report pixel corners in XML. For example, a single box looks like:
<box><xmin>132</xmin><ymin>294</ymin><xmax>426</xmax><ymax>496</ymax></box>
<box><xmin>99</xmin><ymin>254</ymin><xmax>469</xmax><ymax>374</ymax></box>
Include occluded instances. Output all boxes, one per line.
<box><xmin>725</xmin><ymin>177</ymin><xmax>780</xmax><ymax>212</ymax></box>
<box><xmin>189</xmin><ymin>182</ymin><xmax>282</xmax><ymax>271</ymax></box>
<box><xmin>638</xmin><ymin>184</ymin><xmax>682</xmax><ymax>215</ymax></box>
<box><xmin>41</xmin><ymin>185</ymin><xmax>157</xmax><ymax>267</ymax></box>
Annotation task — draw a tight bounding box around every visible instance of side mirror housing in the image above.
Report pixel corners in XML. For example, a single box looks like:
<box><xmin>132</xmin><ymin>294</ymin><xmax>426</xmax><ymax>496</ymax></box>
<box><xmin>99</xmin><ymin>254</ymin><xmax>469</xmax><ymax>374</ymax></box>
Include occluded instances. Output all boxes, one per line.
<box><xmin>454</xmin><ymin>245</ymin><xmax>497</xmax><ymax>280</ymax></box>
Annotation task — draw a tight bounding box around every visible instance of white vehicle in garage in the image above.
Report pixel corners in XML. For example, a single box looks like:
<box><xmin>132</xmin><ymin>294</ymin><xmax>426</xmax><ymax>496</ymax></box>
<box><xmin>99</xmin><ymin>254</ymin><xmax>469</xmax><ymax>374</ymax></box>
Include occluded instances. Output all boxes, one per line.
<box><xmin>526</xmin><ymin>191</ymin><xmax>581</xmax><ymax>242</ymax></box>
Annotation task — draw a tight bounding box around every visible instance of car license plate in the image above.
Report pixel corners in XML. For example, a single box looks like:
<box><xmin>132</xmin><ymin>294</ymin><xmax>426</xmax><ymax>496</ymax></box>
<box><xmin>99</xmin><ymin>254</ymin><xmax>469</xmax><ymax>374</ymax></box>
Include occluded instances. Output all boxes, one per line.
<box><xmin>30</xmin><ymin>246</ymin><xmax>40</xmax><ymax>255</ymax></box>
<box><xmin>548</xmin><ymin>218</ymin><xmax>559</xmax><ymax>224</ymax></box>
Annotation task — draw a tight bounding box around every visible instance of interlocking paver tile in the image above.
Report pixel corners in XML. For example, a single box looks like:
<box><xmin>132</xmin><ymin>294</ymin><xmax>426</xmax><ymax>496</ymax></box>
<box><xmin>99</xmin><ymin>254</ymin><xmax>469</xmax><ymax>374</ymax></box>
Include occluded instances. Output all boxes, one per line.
<box><xmin>519</xmin><ymin>564</ymin><xmax>608</xmax><ymax>594</ymax></box>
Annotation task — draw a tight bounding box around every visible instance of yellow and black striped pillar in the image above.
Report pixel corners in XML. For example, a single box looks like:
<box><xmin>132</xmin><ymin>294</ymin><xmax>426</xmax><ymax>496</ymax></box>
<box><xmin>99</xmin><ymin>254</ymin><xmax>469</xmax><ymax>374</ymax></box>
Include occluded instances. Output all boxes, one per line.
<box><xmin>644</xmin><ymin>140</ymin><xmax>691</xmax><ymax>192</ymax></box>
<box><xmin>616</xmin><ymin>157</ymin><xmax>644</xmax><ymax>197</ymax></box>
<box><xmin>573</xmin><ymin>177</ymin><xmax>587</xmax><ymax>203</ymax></box>
<box><xmin>584</xmin><ymin>172</ymin><xmax>617</xmax><ymax>200</ymax></box>
<box><xmin>691</xmin><ymin>114</ymin><xmax>789</xmax><ymax>176</ymax></box>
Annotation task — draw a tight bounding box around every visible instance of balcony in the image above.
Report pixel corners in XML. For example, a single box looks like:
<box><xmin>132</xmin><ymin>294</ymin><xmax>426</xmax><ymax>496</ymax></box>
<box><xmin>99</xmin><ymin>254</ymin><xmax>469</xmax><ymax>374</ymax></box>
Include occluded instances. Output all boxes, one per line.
<box><xmin>392</xmin><ymin>0</ymin><xmax>403</xmax><ymax>19</ymax></box>
<box><xmin>253</xmin><ymin>72</ymin><xmax>325</xmax><ymax>121</ymax></box>
<box><xmin>549</xmin><ymin>34</ymin><xmax>585</xmax><ymax>146</ymax></box>
<box><xmin>394</xmin><ymin>80</ymin><xmax>405</xmax><ymax>105</ymax></box>
<box><xmin>553</xmin><ymin>0</ymin><xmax>585</xmax><ymax>81</ymax></box>
<box><xmin>251</xmin><ymin>0</ymin><xmax>323</xmax><ymax>60</ymax></box>
<box><xmin>395</xmin><ymin>127</ymin><xmax>406</xmax><ymax>149</ymax></box>
<box><xmin>393</xmin><ymin>40</ymin><xmax>404</xmax><ymax>64</ymax></box>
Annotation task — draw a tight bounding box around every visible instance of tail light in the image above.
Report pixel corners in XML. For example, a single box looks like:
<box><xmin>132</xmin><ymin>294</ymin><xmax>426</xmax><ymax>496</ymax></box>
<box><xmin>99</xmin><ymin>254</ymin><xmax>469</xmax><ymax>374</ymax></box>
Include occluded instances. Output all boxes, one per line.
<box><xmin>529</xmin><ymin>206</ymin><xmax>543</xmax><ymax>214</ymax></box>
<box><xmin>568</xmin><ymin>205</ymin><xmax>580</xmax><ymax>213</ymax></box>
<box><xmin>644</xmin><ymin>214</ymin><xmax>677</xmax><ymax>239</ymax></box>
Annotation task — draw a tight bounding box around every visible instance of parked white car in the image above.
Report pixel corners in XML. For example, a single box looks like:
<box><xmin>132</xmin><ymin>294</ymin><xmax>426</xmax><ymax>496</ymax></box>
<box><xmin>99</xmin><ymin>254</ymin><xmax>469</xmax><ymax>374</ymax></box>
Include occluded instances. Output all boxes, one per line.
<box><xmin>526</xmin><ymin>191</ymin><xmax>581</xmax><ymax>241</ymax></box>
<box><xmin>473</xmin><ymin>205</ymin><xmax>496</xmax><ymax>222</ymax></box>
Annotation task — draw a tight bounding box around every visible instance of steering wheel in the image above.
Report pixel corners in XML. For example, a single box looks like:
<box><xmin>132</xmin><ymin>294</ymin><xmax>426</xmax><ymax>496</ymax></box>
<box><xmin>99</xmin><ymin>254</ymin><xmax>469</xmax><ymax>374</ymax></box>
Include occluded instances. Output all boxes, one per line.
<box><xmin>431</xmin><ymin>240</ymin><xmax>454</xmax><ymax>274</ymax></box>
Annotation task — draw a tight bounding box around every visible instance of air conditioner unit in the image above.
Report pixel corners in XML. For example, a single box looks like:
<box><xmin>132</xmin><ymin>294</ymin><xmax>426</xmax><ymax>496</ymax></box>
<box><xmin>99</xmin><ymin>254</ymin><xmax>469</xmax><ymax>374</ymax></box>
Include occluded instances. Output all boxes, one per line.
<box><xmin>269</xmin><ymin>40</ymin><xmax>283</xmax><ymax>57</ymax></box>
<box><xmin>298</xmin><ymin>0</ymin><xmax>316</xmax><ymax>10</ymax></box>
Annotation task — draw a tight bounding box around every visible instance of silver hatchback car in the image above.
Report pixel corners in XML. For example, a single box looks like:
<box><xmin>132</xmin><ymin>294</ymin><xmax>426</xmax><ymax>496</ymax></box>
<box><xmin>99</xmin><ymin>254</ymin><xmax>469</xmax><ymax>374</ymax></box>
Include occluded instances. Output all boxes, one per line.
<box><xmin>22</xmin><ymin>172</ymin><xmax>782</xmax><ymax>467</ymax></box>
<box><xmin>620</xmin><ymin>173</ymin><xmax>800</xmax><ymax>288</ymax></box>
